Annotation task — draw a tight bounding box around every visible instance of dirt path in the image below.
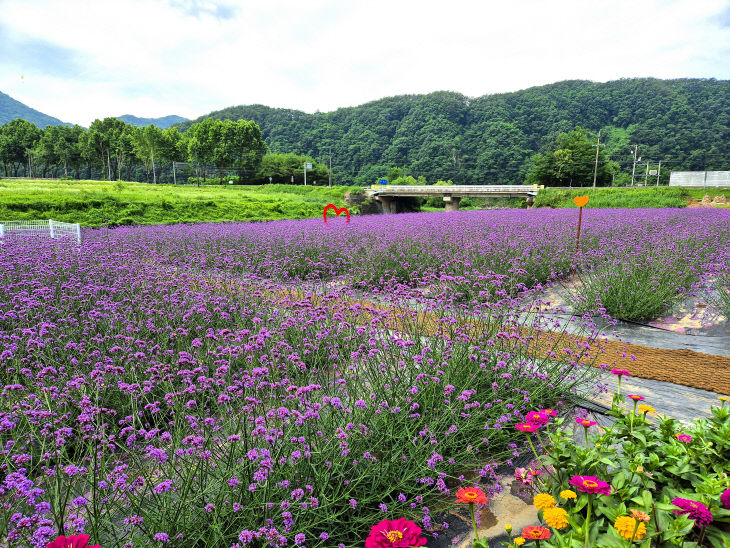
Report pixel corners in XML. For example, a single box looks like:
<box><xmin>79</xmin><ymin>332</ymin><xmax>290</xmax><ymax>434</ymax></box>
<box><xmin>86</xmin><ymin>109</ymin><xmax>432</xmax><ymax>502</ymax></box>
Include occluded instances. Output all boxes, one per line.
<box><xmin>194</xmin><ymin>277</ymin><xmax>730</xmax><ymax>396</ymax></box>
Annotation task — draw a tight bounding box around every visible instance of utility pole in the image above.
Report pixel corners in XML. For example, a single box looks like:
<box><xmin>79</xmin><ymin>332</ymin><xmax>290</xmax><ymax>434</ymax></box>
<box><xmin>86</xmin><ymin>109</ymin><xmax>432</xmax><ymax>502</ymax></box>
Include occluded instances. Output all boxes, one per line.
<box><xmin>592</xmin><ymin>130</ymin><xmax>602</xmax><ymax>189</ymax></box>
<box><xmin>303</xmin><ymin>162</ymin><xmax>307</xmax><ymax>186</ymax></box>
<box><xmin>656</xmin><ymin>160</ymin><xmax>661</xmax><ymax>186</ymax></box>
<box><xmin>328</xmin><ymin>147</ymin><xmax>332</xmax><ymax>188</ymax></box>
<box><xmin>630</xmin><ymin>145</ymin><xmax>639</xmax><ymax>186</ymax></box>
<box><xmin>644</xmin><ymin>160</ymin><xmax>650</xmax><ymax>186</ymax></box>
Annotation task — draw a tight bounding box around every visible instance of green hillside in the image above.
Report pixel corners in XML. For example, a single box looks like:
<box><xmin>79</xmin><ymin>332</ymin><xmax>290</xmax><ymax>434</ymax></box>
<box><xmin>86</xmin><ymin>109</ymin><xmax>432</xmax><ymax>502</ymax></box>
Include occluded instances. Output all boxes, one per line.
<box><xmin>176</xmin><ymin>78</ymin><xmax>730</xmax><ymax>185</ymax></box>
<box><xmin>0</xmin><ymin>91</ymin><xmax>68</xmax><ymax>128</ymax></box>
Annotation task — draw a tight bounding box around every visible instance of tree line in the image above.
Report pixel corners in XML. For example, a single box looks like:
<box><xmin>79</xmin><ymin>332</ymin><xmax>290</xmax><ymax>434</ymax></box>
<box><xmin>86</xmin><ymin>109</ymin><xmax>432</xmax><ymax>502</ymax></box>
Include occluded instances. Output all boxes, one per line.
<box><xmin>0</xmin><ymin>117</ymin><xmax>330</xmax><ymax>185</ymax></box>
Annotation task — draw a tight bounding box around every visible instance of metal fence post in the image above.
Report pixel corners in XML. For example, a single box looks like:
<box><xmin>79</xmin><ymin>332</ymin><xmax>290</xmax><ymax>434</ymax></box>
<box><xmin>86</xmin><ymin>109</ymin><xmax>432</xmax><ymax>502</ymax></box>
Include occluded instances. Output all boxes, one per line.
<box><xmin>0</xmin><ymin>224</ymin><xmax>4</xmax><ymax>240</ymax></box>
<box><xmin>49</xmin><ymin>219</ymin><xmax>55</xmax><ymax>239</ymax></box>
<box><xmin>76</xmin><ymin>223</ymin><xmax>83</xmax><ymax>245</ymax></box>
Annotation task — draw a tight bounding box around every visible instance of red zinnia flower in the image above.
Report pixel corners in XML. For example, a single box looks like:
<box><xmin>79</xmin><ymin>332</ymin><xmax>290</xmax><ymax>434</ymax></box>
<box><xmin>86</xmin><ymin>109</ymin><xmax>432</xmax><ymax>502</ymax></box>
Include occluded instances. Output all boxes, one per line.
<box><xmin>515</xmin><ymin>423</ymin><xmax>539</xmax><ymax>432</ymax></box>
<box><xmin>575</xmin><ymin>418</ymin><xmax>597</xmax><ymax>428</ymax></box>
<box><xmin>365</xmin><ymin>518</ymin><xmax>427</xmax><ymax>548</ymax></box>
<box><xmin>456</xmin><ymin>487</ymin><xmax>488</xmax><ymax>505</ymax></box>
<box><xmin>521</xmin><ymin>526</ymin><xmax>551</xmax><ymax>540</ymax></box>
<box><xmin>525</xmin><ymin>411</ymin><xmax>551</xmax><ymax>426</ymax></box>
<box><xmin>46</xmin><ymin>535</ymin><xmax>101</xmax><ymax>548</ymax></box>
<box><xmin>671</xmin><ymin>497</ymin><xmax>713</xmax><ymax>527</ymax></box>
<box><xmin>569</xmin><ymin>475</ymin><xmax>611</xmax><ymax>496</ymax></box>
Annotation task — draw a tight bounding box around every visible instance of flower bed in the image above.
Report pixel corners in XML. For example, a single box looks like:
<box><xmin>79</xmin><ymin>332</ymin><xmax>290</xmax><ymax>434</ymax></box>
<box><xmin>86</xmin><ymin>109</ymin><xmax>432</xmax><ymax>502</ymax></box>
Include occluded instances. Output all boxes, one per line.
<box><xmin>1</xmin><ymin>208</ymin><xmax>728</xmax><ymax>547</ymax></box>
<box><xmin>0</xmin><ymin>229</ymin><xmax>604</xmax><ymax>547</ymax></box>
<box><xmin>495</xmin><ymin>374</ymin><xmax>730</xmax><ymax>547</ymax></box>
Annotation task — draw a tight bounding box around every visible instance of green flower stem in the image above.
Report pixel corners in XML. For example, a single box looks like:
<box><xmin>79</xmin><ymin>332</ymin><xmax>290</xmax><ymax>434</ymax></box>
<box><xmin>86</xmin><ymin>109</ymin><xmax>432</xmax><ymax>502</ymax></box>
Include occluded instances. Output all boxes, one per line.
<box><xmin>584</xmin><ymin>494</ymin><xmax>593</xmax><ymax>548</ymax></box>
<box><xmin>583</xmin><ymin>426</ymin><xmax>590</xmax><ymax>448</ymax></box>
<box><xmin>469</xmin><ymin>502</ymin><xmax>480</xmax><ymax>543</ymax></box>
<box><xmin>526</xmin><ymin>434</ymin><xmax>557</xmax><ymax>482</ymax></box>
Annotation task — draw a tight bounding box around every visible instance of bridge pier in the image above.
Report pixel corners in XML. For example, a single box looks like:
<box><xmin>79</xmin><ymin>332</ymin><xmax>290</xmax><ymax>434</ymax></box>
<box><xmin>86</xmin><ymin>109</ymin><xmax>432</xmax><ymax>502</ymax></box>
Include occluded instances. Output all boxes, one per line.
<box><xmin>377</xmin><ymin>196</ymin><xmax>397</xmax><ymax>213</ymax></box>
<box><xmin>443</xmin><ymin>196</ymin><xmax>461</xmax><ymax>211</ymax></box>
<box><xmin>526</xmin><ymin>195</ymin><xmax>535</xmax><ymax>208</ymax></box>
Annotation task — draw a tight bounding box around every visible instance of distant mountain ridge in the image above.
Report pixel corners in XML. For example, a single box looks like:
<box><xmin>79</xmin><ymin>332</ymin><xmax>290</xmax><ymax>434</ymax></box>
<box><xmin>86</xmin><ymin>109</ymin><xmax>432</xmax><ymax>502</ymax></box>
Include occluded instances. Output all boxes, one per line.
<box><xmin>117</xmin><ymin>114</ymin><xmax>188</xmax><ymax>128</ymax></box>
<box><xmin>174</xmin><ymin>77</ymin><xmax>730</xmax><ymax>185</ymax></box>
<box><xmin>0</xmin><ymin>91</ymin><xmax>69</xmax><ymax>128</ymax></box>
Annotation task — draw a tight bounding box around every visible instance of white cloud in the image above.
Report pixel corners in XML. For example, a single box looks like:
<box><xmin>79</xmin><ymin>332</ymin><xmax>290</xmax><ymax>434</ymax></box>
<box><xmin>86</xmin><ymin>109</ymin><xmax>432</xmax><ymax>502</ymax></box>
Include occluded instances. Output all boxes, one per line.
<box><xmin>1</xmin><ymin>0</ymin><xmax>729</xmax><ymax>126</ymax></box>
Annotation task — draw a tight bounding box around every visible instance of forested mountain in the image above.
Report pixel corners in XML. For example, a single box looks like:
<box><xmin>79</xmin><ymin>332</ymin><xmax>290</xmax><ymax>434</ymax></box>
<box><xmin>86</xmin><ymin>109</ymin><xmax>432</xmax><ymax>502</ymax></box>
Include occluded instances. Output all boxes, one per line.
<box><xmin>0</xmin><ymin>91</ymin><xmax>68</xmax><ymax>128</ymax></box>
<box><xmin>176</xmin><ymin>78</ymin><xmax>730</xmax><ymax>185</ymax></box>
<box><xmin>118</xmin><ymin>114</ymin><xmax>188</xmax><ymax>128</ymax></box>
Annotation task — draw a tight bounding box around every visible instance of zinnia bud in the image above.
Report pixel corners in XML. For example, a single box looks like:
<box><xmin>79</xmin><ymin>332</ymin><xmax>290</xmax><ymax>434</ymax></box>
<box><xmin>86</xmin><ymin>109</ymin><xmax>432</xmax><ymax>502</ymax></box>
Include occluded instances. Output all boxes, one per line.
<box><xmin>505</xmin><ymin>524</ymin><xmax>512</xmax><ymax>534</ymax></box>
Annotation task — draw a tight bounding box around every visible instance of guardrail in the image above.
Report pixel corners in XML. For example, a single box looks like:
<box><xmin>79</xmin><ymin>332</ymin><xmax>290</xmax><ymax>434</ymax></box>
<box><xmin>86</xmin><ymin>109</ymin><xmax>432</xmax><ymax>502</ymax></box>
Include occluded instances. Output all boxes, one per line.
<box><xmin>369</xmin><ymin>185</ymin><xmax>541</xmax><ymax>194</ymax></box>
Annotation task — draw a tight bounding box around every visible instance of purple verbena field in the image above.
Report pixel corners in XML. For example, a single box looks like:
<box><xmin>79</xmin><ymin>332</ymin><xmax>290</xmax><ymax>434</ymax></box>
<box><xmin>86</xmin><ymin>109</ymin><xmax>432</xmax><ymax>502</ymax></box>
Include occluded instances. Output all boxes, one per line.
<box><xmin>0</xmin><ymin>208</ymin><xmax>728</xmax><ymax>547</ymax></box>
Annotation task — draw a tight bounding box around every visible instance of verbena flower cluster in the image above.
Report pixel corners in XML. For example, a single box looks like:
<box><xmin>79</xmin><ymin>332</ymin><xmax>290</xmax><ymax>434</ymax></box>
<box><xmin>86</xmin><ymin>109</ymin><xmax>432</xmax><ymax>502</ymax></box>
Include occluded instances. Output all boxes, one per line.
<box><xmin>0</xmin><ymin>208</ymin><xmax>727</xmax><ymax>547</ymax></box>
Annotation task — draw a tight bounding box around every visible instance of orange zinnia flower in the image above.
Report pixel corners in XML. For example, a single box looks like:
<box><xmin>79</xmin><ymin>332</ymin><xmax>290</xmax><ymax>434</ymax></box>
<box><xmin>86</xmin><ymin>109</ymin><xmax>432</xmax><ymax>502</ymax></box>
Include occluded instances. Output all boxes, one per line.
<box><xmin>521</xmin><ymin>526</ymin><xmax>551</xmax><ymax>540</ymax></box>
<box><xmin>455</xmin><ymin>487</ymin><xmax>487</xmax><ymax>504</ymax></box>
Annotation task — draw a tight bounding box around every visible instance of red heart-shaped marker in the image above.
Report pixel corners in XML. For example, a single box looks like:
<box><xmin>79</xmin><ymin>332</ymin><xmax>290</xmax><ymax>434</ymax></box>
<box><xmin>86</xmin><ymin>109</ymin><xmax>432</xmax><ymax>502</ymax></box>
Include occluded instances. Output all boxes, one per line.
<box><xmin>323</xmin><ymin>204</ymin><xmax>350</xmax><ymax>226</ymax></box>
<box><xmin>573</xmin><ymin>196</ymin><xmax>589</xmax><ymax>207</ymax></box>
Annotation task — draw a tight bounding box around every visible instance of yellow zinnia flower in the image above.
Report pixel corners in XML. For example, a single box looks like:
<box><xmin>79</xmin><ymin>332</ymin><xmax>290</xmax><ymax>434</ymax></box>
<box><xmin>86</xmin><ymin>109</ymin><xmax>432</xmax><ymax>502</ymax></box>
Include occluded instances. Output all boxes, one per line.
<box><xmin>637</xmin><ymin>404</ymin><xmax>655</xmax><ymax>414</ymax></box>
<box><xmin>560</xmin><ymin>489</ymin><xmax>577</xmax><ymax>500</ymax></box>
<box><xmin>719</xmin><ymin>396</ymin><xmax>729</xmax><ymax>402</ymax></box>
<box><xmin>614</xmin><ymin>516</ymin><xmax>646</xmax><ymax>540</ymax></box>
<box><xmin>543</xmin><ymin>507</ymin><xmax>569</xmax><ymax>529</ymax></box>
<box><xmin>513</xmin><ymin>539</ymin><xmax>525</xmax><ymax>546</ymax></box>
<box><xmin>533</xmin><ymin>493</ymin><xmax>557</xmax><ymax>511</ymax></box>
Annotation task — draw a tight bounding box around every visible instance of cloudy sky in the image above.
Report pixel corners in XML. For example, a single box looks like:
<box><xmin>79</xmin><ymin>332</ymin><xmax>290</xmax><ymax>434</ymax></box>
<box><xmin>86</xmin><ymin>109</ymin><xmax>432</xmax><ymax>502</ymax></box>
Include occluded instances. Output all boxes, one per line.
<box><xmin>1</xmin><ymin>0</ymin><xmax>730</xmax><ymax>126</ymax></box>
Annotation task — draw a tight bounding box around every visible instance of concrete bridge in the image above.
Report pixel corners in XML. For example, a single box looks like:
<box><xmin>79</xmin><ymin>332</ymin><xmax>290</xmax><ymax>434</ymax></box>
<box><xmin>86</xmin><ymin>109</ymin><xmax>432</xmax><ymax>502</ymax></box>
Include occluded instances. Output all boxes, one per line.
<box><xmin>366</xmin><ymin>185</ymin><xmax>542</xmax><ymax>212</ymax></box>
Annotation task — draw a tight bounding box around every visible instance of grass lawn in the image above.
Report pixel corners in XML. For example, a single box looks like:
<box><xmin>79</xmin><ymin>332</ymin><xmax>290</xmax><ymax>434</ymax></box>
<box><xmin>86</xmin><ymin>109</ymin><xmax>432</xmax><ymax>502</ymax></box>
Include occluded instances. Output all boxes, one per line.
<box><xmin>0</xmin><ymin>179</ymin><xmax>360</xmax><ymax>227</ymax></box>
<box><xmin>533</xmin><ymin>186</ymin><xmax>730</xmax><ymax>209</ymax></box>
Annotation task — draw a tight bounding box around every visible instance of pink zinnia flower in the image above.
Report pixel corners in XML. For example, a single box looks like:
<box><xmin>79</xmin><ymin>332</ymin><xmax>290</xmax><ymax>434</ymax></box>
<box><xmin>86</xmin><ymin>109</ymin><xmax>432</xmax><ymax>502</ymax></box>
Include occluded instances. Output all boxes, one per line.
<box><xmin>676</xmin><ymin>433</ymin><xmax>692</xmax><ymax>443</ymax></box>
<box><xmin>515</xmin><ymin>423</ymin><xmax>539</xmax><ymax>432</ymax></box>
<box><xmin>365</xmin><ymin>518</ymin><xmax>427</xmax><ymax>548</ymax></box>
<box><xmin>525</xmin><ymin>411</ymin><xmax>551</xmax><ymax>426</ymax></box>
<box><xmin>515</xmin><ymin>467</ymin><xmax>535</xmax><ymax>486</ymax></box>
<box><xmin>46</xmin><ymin>535</ymin><xmax>101</xmax><ymax>548</ymax></box>
<box><xmin>540</xmin><ymin>408</ymin><xmax>558</xmax><ymax>417</ymax></box>
<box><xmin>569</xmin><ymin>475</ymin><xmax>611</xmax><ymax>496</ymax></box>
<box><xmin>671</xmin><ymin>497</ymin><xmax>713</xmax><ymax>527</ymax></box>
<box><xmin>575</xmin><ymin>418</ymin><xmax>597</xmax><ymax>428</ymax></box>
<box><xmin>611</xmin><ymin>369</ymin><xmax>630</xmax><ymax>377</ymax></box>
<box><xmin>627</xmin><ymin>394</ymin><xmax>644</xmax><ymax>401</ymax></box>
<box><xmin>721</xmin><ymin>488</ymin><xmax>730</xmax><ymax>510</ymax></box>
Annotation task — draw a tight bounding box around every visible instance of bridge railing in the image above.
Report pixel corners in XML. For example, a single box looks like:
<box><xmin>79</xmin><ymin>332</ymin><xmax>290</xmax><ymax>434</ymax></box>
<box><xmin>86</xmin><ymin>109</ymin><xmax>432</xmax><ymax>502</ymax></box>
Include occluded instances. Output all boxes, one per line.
<box><xmin>370</xmin><ymin>185</ymin><xmax>541</xmax><ymax>194</ymax></box>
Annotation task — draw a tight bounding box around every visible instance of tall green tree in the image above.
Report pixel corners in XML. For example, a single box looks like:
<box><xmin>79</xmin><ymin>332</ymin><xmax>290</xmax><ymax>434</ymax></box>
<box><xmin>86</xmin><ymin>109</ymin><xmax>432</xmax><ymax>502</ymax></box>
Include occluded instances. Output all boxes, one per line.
<box><xmin>186</xmin><ymin>118</ymin><xmax>217</xmax><ymax>183</ymax></box>
<box><xmin>0</xmin><ymin>119</ymin><xmax>41</xmax><ymax>176</ymax></box>
<box><xmin>55</xmin><ymin>125</ymin><xmax>85</xmax><ymax>178</ymax></box>
<box><xmin>131</xmin><ymin>125</ymin><xmax>165</xmax><ymax>183</ymax></box>
<box><xmin>86</xmin><ymin>118</ymin><xmax>128</xmax><ymax>180</ymax></box>
<box><xmin>220</xmin><ymin>119</ymin><xmax>268</xmax><ymax>184</ymax></box>
<box><xmin>526</xmin><ymin>127</ymin><xmax>612</xmax><ymax>187</ymax></box>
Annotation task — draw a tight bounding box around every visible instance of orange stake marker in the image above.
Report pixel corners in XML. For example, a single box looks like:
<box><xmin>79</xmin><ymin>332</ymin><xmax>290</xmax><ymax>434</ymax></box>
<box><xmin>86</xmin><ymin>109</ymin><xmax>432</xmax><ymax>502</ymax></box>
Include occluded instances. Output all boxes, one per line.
<box><xmin>573</xmin><ymin>195</ymin><xmax>589</xmax><ymax>265</ymax></box>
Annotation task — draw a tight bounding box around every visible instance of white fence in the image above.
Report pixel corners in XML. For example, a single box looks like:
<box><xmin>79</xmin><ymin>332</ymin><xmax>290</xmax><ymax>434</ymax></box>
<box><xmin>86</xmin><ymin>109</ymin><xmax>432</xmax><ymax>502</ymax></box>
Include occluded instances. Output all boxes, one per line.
<box><xmin>669</xmin><ymin>171</ymin><xmax>730</xmax><ymax>188</ymax></box>
<box><xmin>0</xmin><ymin>219</ymin><xmax>82</xmax><ymax>245</ymax></box>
